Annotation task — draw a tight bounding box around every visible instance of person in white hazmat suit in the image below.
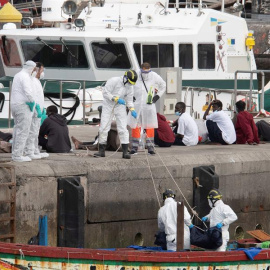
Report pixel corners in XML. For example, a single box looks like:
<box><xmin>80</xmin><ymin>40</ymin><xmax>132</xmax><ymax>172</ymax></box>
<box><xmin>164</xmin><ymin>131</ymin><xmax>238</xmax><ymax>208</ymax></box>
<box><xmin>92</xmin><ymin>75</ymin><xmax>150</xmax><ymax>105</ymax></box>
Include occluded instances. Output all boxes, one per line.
<box><xmin>94</xmin><ymin>70</ymin><xmax>138</xmax><ymax>159</ymax></box>
<box><xmin>201</xmin><ymin>189</ymin><xmax>238</xmax><ymax>251</ymax></box>
<box><xmin>30</xmin><ymin>62</ymin><xmax>49</xmax><ymax>159</ymax></box>
<box><xmin>158</xmin><ymin>189</ymin><xmax>193</xmax><ymax>251</ymax></box>
<box><xmin>127</xmin><ymin>62</ymin><xmax>166</xmax><ymax>155</ymax></box>
<box><xmin>11</xmin><ymin>60</ymin><xmax>36</xmax><ymax>162</ymax></box>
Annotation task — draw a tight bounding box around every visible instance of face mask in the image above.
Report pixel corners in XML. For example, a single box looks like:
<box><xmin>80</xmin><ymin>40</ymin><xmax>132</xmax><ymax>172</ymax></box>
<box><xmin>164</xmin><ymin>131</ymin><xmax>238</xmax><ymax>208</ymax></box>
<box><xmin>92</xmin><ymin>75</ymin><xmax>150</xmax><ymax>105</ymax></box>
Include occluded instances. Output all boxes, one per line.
<box><xmin>39</xmin><ymin>72</ymin><xmax>45</xmax><ymax>79</ymax></box>
<box><xmin>32</xmin><ymin>71</ymin><xmax>45</xmax><ymax>80</ymax></box>
<box><xmin>208</xmin><ymin>199</ymin><xmax>213</xmax><ymax>208</ymax></box>
<box><xmin>175</xmin><ymin>111</ymin><xmax>181</xmax><ymax>116</ymax></box>
<box><xmin>123</xmin><ymin>76</ymin><xmax>128</xmax><ymax>85</ymax></box>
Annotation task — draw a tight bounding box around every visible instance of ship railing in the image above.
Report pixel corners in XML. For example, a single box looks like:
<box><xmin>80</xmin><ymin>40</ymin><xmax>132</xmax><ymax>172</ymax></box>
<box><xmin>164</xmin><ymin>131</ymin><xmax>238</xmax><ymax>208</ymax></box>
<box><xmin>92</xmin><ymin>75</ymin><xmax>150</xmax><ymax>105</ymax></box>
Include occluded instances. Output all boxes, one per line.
<box><xmin>183</xmin><ymin>86</ymin><xmax>238</xmax><ymax>118</ymax></box>
<box><xmin>234</xmin><ymin>70</ymin><xmax>270</xmax><ymax>112</ymax></box>
<box><xmin>6</xmin><ymin>79</ymin><xmax>99</xmax><ymax>128</ymax></box>
<box><xmin>42</xmin><ymin>79</ymin><xmax>92</xmax><ymax>123</ymax></box>
<box><xmin>182</xmin><ymin>85</ymin><xmax>260</xmax><ymax>119</ymax></box>
<box><xmin>169</xmin><ymin>2</ymin><xmax>208</xmax><ymax>9</ymax></box>
<box><xmin>42</xmin><ymin>80</ymin><xmax>82</xmax><ymax>116</ymax></box>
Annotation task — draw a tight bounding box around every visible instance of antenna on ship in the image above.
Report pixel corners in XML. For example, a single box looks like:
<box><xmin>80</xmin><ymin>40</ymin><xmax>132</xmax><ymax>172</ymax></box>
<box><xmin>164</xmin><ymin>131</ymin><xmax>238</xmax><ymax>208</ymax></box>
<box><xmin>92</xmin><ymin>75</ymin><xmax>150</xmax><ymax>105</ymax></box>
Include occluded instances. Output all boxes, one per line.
<box><xmin>115</xmin><ymin>2</ymin><xmax>123</xmax><ymax>31</ymax></box>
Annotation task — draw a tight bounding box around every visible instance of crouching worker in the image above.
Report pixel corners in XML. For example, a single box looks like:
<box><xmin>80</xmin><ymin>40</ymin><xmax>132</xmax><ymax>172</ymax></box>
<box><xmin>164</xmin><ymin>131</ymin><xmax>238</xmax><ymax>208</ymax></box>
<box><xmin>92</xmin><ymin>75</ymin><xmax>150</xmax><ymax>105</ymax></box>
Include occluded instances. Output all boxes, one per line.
<box><xmin>94</xmin><ymin>70</ymin><xmax>138</xmax><ymax>159</ymax></box>
<box><xmin>158</xmin><ymin>189</ymin><xmax>193</xmax><ymax>251</ymax></box>
<box><xmin>38</xmin><ymin>105</ymin><xmax>71</xmax><ymax>153</ymax></box>
<box><xmin>201</xmin><ymin>189</ymin><xmax>238</xmax><ymax>251</ymax></box>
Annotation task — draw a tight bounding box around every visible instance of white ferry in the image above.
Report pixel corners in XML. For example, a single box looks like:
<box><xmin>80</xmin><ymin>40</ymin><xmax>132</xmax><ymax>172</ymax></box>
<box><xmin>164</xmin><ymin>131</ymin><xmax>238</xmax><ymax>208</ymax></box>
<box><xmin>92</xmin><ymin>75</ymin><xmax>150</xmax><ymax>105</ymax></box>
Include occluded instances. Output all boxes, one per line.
<box><xmin>0</xmin><ymin>0</ymin><xmax>258</xmax><ymax>125</ymax></box>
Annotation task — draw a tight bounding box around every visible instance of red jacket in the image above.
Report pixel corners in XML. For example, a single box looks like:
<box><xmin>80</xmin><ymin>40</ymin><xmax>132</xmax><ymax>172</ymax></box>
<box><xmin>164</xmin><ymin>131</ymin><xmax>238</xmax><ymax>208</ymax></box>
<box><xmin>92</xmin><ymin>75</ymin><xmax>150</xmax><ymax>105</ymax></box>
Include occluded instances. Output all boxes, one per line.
<box><xmin>157</xmin><ymin>113</ymin><xmax>175</xmax><ymax>143</ymax></box>
<box><xmin>235</xmin><ymin>111</ymin><xmax>259</xmax><ymax>144</ymax></box>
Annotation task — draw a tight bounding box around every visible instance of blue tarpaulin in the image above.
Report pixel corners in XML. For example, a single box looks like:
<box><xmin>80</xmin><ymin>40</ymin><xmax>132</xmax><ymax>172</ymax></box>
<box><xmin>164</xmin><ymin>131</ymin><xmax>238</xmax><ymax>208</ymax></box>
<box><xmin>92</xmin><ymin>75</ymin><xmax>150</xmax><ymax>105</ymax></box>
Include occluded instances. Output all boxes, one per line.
<box><xmin>237</xmin><ymin>248</ymin><xmax>262</xmax><ymax>260</ymax></box>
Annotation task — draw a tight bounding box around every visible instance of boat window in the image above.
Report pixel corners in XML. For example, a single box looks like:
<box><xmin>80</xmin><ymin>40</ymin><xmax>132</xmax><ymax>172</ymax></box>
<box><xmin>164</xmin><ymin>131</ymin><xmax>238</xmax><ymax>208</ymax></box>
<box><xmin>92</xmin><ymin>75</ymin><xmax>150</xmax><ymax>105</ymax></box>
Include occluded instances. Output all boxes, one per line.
<box><xmin>134</xmin><ymin>43</ymin><xmax>141</xmax><ymax>65</ymax></box>
<box><xmin>91</xmin><ymin>42</ymin><xmax>131</xmax><ymax>69</ymax></box>
<box><xmin>143</xmin><ymin>45</ymin><xmax>158</xmax><ymax>67</ymax></box>
<box><xmin>179</xmin><ymin>44</ymin><xmax>193</xmax><ymax>69</ymax></box>
<box><xmin>0</xmin><ymin>37</ymin><xmax>22</xmax><ymax>67</ymax></box>
<box><xmin>159</xmin><ymin>44</ymin><xmax>174</xmax><ymax>67</ymax></box>
<box><xmin>198</xmin><ymin>44</ymin><xmax>215</xmax><ymax>69</ymax></box>
<box><xmin>21</xmin><ymin>40</ymin><xmax>89</xmax><ymax>68</ymax></box>
<box><xmin>134</xmin><ymin>44</ymin><xmax>174</xmax><ymax>68</ymax></box>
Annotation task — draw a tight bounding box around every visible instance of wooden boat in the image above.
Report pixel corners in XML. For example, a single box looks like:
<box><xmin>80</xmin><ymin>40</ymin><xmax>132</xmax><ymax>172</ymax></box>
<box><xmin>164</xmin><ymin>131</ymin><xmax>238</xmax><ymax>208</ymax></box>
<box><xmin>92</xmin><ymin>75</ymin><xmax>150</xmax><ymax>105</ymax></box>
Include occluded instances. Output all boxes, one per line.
<box><xmin>0</xmin><ymin>241</ymin><xmax>270</xmax><ymax>270</ymax></box>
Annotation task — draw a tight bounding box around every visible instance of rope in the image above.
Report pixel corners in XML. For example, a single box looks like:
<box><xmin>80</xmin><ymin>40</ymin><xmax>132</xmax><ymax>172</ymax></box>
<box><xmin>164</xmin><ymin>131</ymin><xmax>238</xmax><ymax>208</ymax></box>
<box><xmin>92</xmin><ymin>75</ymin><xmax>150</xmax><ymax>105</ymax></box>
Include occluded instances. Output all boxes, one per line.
<box><xmin>143</xmin><ymin>147</ymin><xmax>161</xmax><ymax>208</ymax></box>
<box><xmin>143</xmin><ymin>131</ymin><xmax>207</xmax><ymax>226</ymax></box>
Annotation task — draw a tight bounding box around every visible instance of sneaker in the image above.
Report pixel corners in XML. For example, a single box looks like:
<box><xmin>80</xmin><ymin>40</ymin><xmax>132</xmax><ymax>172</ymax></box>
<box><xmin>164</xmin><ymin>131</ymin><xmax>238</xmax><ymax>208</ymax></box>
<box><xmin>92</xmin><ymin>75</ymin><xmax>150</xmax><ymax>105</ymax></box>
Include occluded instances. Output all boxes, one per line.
<box><xmin>148</xmin><ymin>150</ymin><xmax>155</xmax><ymax>155</ymax></box>
<box><xmin>12</xmin><ymin>156</ymin><xmax>32</xmax><ymax>162</ymax></box>
<box><xmin>39</xmin><ymin>153</ymin><xmax>49</xmax><ymax>158</ymax></box>
<box><xmin>27</xmin><ymin>154</ymin><xmax>42</xmax><ymax>160</ymax></box>
<box><xmin>130</xmin><ymin>149</ymin><xmax>137</xmax><ymax>155</ymax></box>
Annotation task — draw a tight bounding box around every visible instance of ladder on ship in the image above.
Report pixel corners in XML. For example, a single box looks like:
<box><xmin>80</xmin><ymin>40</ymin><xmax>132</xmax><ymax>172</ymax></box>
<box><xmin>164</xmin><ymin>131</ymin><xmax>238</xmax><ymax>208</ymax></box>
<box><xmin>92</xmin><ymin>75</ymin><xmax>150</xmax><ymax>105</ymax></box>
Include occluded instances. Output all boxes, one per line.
<box><xmin>0</xmin><ymin>163</ymin><xmax>16</xmax><ymax>243</ymax></box>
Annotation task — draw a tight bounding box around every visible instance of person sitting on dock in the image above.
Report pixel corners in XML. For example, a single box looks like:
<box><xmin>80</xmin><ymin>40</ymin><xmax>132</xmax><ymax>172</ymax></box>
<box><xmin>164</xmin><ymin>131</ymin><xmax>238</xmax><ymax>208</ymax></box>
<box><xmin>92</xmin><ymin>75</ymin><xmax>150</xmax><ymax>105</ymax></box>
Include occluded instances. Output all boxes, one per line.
<box><xmin>173</xmin><ymin>102</ymin><xmax>198</xmax><ymax>146</ymax></box>
<box><xmin>256</xmin><ymin>120</ymin><xmax>270</xmax><ymax>141</ymax></box>
<box><xmin>201</xmin><ymin>189</ymin><xmax>238</xmax><ymax>251</ymax></box>
<box><xmin>203</xmin><ymin>100</ymin><xmax>236</xmax><ymax>145</ymax></box>
<box><xmin>234</xmin><ymin>100</ymin><xmax>259</xmax><ymax>145</ymax></box>
<box><xmin>158</xmin><ymin>189</ymin><xmax>193</xmax><ymax>251</ymax></box>
<box><xmin>38</xmin><ymin>105</ymin><xmax>71</xmax><ymax>153</ymax></box>
<box><xmin>71</xmin><ymin>121</ymin><xmax>132</xmax><ymax>152</ymax></box>
<box><xmin>154</xmin><ymin>113</ymin><xmax>175</xmax><ymax>147</ymax></box>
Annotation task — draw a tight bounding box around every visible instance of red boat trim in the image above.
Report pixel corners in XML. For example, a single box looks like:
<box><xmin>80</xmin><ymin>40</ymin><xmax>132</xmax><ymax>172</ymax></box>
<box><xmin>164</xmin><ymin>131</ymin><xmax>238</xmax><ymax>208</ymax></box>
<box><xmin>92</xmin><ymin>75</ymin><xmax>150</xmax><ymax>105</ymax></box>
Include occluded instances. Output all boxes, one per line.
<box><xmin>0</xmin><ymin>242</ymin><xmax>270</xmax><ymax>265</ymax></box>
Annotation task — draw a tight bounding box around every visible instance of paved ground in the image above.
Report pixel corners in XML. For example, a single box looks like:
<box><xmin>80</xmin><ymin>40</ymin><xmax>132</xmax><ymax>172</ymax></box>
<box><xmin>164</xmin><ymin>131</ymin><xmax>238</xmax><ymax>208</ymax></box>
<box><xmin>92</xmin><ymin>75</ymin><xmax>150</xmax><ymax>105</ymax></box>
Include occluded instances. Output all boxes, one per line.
<box><xmin>1</xmin><ymin>124</ymin><xmax>270</xmax><ymax>165</ymax></box>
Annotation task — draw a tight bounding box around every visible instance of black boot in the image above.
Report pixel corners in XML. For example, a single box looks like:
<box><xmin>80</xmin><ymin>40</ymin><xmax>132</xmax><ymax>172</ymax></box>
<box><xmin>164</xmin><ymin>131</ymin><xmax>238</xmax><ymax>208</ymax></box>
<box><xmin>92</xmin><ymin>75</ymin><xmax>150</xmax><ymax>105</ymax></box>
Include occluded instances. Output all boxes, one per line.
<box><xmin>94</xmin><ymin>144</ymin><xmax>106</xmax><ymax>157</ymax></box>
<box><xmin>122</xmin><ymin>144</ymin><xmax>131</xmax><ymax>159</ymax></box>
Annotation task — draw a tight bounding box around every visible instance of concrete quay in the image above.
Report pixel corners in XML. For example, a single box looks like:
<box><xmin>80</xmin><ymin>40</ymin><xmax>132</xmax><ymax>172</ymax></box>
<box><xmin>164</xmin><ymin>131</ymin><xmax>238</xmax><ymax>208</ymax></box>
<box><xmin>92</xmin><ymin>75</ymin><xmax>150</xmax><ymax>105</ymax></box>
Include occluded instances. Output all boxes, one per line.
<box><xmin>0</xmin><ymin>125</ymin><xmax>270</xmax><ymax>248</ymax></box>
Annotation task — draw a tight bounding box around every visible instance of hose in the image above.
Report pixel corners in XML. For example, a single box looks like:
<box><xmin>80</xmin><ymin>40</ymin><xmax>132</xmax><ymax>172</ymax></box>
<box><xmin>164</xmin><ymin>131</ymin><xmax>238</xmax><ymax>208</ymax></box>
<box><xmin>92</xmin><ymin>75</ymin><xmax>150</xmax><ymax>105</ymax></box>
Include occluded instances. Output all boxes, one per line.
<box><xmin>44</xmin><ymin>92</ymin><xmax>80</xmax><ymax>124</ymax></box>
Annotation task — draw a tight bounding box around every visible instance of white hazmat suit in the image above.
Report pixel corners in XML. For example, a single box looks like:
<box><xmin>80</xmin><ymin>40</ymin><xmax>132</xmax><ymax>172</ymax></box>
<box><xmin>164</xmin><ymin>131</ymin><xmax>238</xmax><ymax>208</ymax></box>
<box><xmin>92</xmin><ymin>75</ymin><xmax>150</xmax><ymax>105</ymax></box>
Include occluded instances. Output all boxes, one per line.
<box><xmin>30</xmin><ymin>73</ymin><xmax>48</xmax><ymax>158</ymax></box>
<box><xmin>99</xmin><ymin>76</ymin><xmax>134</xmax><ymax>144</ymax></box>
<box><xmin>205</xmin><ymin>199</ymin><xmax>238</xmax><ymax>251</ymax></box>
<box><xmin>11</xmin><ymin>61</ymin><xmax>36</xmax><ymax>162</ymax></box>
<box><xmin>158</xmin><ymin>197</ymin><xmax>192</xmax><ymax>250</ymax></box>
<box><xmin>127</xmin><ymin>69</ymin><xmax>166</xmax><ymax>129</ymax></box>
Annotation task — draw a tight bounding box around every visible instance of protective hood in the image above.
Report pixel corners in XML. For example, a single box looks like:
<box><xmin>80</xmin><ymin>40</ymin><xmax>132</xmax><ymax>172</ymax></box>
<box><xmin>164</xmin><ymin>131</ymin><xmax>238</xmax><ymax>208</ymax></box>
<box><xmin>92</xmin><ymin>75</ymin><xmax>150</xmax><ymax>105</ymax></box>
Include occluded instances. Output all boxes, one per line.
<box><xmin>49</xmin><ymin>114</ymin><xmax>67</xmax><ymax>126</ymax></box>
<box><xmin>23</xmin><ymin>60</ymin><xmax>36</xmax><ymax>74</ymax></box>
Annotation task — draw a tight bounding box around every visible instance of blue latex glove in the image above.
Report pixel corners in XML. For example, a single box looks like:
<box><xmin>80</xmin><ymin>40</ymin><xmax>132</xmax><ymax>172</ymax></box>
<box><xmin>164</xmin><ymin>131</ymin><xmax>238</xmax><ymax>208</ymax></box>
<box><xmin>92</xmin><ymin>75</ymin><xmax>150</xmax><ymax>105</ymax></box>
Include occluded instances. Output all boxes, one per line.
<box><xmin>202</xmin><ymin>216</ymin><xmax>208</xmax><ymax>222</ymax></box>
<box><xmin>26</xmin><ymin>101</ymin><xmax>35</xmax><ymax>112</ymax></box>
<box><xmin>35</xmin><ymin>104</ymin><xmax>42</xmax><ymax>118</ymax></box>
<box><xmin>117</xmin><ymin>98</ymin><xmax>126</xmax><ymax>105</ymax></box>
<box><xmin>41</xmin><ymin>109</ymin><xmax>47</xmax><ymax>125</ymax></box>
<box><xmin>131</xmin><ymin>110</ymin><xmax>137</xmax><ymax>119</ymax></box>
<box><xmin>216</xmin><ymin>222</ymin><xmax>223</xmax><ymax>229</ymax></box>
<box><xmin>189</xmin><ymin>224</ymin><xmax>194</xmax><ymax>229</ymax></box>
